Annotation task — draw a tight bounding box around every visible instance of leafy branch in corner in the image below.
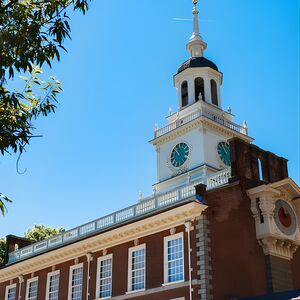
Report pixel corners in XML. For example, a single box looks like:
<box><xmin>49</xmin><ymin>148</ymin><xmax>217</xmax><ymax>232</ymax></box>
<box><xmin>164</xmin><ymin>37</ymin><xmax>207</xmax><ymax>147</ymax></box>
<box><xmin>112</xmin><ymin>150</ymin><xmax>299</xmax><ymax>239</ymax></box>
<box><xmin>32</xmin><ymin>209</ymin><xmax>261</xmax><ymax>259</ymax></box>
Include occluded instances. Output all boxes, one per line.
<box><xmin>0</xmin><ymin>193</ymin><xmax>12</xmax><ymax>216</ymax></box>
<box><xmin>0</xmin><ymin>0</ymin><xmax>91</xmax><ymax>215</ymax></box>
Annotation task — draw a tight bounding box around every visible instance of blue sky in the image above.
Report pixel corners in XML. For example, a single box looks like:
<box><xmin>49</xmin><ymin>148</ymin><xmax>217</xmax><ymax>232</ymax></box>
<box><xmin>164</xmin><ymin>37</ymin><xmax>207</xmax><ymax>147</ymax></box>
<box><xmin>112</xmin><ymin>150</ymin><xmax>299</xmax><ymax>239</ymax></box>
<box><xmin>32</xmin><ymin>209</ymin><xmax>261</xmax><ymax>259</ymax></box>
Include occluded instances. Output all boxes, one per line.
<box><xmin>1</xmin><ymin>0</ymin><xmax>299</xmax><ymax>237</ymax></box>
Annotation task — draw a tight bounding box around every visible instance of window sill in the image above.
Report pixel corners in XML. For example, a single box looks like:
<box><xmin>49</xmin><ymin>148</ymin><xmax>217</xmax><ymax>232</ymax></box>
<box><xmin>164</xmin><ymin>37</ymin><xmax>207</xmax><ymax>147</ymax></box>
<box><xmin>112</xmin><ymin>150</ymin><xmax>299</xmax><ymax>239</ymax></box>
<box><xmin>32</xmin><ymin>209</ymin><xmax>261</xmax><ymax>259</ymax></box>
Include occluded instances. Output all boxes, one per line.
<box><xmin>162</xmin><ymin>280</ymin><xmax>185</xmax><ymax>287</ymax></box>
<box><xmin>126</xmin><ymin>288</ymin><xmax>146</xmax><ymax>295</ymax></box>
<box><xmin>94</xmin><ymin>297</ymin><xmax>111</xmax><ymax>300</ymax></box>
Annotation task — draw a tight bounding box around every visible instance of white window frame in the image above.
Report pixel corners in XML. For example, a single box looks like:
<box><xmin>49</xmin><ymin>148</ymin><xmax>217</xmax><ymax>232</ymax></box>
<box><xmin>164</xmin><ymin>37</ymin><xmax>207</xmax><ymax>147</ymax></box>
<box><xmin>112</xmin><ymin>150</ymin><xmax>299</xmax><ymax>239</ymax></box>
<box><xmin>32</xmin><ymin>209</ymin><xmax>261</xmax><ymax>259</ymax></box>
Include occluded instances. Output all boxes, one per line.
<box><xmin>68</xmin><ymin>263</ymin><xmax>84</xmax><ymax>300</ymax></box>
<box><xmin>25</xmin><ymin>277</ymin><xmax>39</xmax><ymax>300</ymax></box>
<box><xmin>46</xmin><ymin>270</ymin><xmax>60</xmax><ymax>300</ymax></box>
<box><xmin>127</xmin><ymin>244</ymin><xmax>146</xmax><ymax>293</ymax></box>
<box><xmin>163</xmin><ymin>232</ymin><xmax>185</xmax><ymax>285</ymax></box>
<box><xmin>96</xmin><ymin>254</ymin><xmax>113</xmax><ymax>299</ymax></box>
<box><xmin>5</xmin><ymin>283</ymin><xmax>17</xmax><ymax>300</ymax></box>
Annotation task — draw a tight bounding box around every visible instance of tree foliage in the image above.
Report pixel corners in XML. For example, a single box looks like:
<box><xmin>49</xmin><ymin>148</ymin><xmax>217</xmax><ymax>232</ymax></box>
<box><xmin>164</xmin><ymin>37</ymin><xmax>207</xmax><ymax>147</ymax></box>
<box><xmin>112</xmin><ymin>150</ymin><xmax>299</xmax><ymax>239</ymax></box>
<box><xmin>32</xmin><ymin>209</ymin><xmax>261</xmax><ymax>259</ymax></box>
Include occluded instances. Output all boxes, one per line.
<box><xmin>0</xmin><ymin>0</ymin><xmax>91</xmax><ymax>215</ymax></box>
<box><xmin>0</xmin><ymin>192</ymin><xmax>12</xmax><ymax>216</ymax></box>
<box><xmin>0</xmin><ymin>224</ymin><xmax>65</xmax><ymax>264</ymax></box>
<box><xmin>24</xmin><ymin>224</ymin><xmax>65</xmax><ymax>241</ymax></box>
<box><xmin>0</xmin><ymin>238</ymin><xmax>5</xmax><ymax>265</ymax></box>
<box><xmin>0</xmin><ymin>0</ymin><xmax>90</xmax><ymax>155</ymax></box>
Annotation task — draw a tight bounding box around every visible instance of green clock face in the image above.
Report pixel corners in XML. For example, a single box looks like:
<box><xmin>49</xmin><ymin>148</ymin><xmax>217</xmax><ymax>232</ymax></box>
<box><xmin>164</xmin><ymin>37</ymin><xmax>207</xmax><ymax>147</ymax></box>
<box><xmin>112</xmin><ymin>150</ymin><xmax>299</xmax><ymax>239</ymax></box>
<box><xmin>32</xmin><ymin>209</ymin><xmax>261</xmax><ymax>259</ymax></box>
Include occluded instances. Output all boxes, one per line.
<box><xmin>217</xmin><ymin>142</ymin><xmax>231</xmax><ymax>166</ymax></box>
<box><xmin>171</xmin><ymin>143</ymin><xmax>190</xmax><ymax>168</ymax></box>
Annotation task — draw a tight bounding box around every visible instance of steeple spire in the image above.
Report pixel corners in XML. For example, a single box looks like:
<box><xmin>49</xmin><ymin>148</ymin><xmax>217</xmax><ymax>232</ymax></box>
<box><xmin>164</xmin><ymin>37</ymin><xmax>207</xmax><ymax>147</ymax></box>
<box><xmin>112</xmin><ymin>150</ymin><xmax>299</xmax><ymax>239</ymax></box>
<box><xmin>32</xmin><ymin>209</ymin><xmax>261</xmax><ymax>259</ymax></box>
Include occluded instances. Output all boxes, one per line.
<box><xmin>186</xmin><ymin>0</ymin><xmax>207</xmax><ymax>58</ymax></box>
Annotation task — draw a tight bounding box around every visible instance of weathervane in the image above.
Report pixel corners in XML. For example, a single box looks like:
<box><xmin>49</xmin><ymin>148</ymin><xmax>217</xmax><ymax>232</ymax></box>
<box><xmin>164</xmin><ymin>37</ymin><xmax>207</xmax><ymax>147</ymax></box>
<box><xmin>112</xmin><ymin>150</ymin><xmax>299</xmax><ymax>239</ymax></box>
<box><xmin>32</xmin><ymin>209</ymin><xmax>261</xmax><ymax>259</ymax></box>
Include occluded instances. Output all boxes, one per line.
<box><xmin>193</xmin><ymin>0</ymin><xmax>198</xmax><ymax>5</ymax></box>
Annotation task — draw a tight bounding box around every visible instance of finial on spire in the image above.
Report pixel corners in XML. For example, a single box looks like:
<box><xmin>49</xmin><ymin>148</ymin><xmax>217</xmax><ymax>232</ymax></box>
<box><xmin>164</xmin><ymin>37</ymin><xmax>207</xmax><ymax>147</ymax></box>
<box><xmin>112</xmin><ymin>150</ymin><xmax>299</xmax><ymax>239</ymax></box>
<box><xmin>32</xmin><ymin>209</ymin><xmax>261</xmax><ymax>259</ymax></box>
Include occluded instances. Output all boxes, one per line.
<box><xmin>186</xmin><ymin>0</ymin><xmax>207</xmax><ymax>58</ymax></box>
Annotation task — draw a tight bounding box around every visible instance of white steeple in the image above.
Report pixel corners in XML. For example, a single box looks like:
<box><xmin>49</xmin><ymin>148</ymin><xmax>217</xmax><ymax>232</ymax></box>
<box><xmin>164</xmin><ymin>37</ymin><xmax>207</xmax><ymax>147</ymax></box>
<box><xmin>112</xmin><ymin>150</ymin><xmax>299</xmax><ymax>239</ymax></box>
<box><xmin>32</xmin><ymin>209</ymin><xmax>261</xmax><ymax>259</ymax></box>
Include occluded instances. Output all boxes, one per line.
<box><xmin>186</xmin><ymin>0</ymin><xmax>207</xmax><ymax>57</ymax></box>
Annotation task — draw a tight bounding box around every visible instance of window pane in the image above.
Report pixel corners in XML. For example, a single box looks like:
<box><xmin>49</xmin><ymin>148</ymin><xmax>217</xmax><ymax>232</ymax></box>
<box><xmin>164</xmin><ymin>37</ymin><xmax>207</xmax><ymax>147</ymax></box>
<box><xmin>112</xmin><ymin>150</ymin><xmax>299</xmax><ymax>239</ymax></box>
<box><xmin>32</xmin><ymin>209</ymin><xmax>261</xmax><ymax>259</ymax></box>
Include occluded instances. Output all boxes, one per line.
<box><xmin>71</xmin><ymin>266</ymin><xmax>83</xmax><ymax>300</ymax></box>
<box><xmin>167</xmin><ymin>236</ymin><xmax>184</xmax><ymax>283</ymax></box>
<box><xmin>7</xmin><ymin>287</ymin><xmax>16</xmax><ymax>300</ymax></box>
<box><xmin>48</xmin><ymin>273</ymin><xmax>60</xmax><ymax>300</ymax></box>
<box><xmin>99</xmin><ymin>257</ymin><xmax>112</xmax><ymax>298</ymax></box>
<box><xmin>130</xmin><ymin>247</ymin><xmax>145</xmax><ymax>291</ymax></box>
<box><xmin>27</xmin><ymin>280</ymin><xmax>38</xmax><ymax>300</ymax></box>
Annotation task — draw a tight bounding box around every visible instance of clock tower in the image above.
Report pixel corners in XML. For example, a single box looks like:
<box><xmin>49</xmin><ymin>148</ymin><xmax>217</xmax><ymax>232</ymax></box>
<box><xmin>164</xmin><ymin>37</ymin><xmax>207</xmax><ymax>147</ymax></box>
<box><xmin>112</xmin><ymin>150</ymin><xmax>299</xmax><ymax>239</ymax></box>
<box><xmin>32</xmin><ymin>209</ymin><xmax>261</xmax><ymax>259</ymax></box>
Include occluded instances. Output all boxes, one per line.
<box><xmin>150</xmin><ymin>0</ymin><xmax>253</xmax><ymax>193</ymax></box>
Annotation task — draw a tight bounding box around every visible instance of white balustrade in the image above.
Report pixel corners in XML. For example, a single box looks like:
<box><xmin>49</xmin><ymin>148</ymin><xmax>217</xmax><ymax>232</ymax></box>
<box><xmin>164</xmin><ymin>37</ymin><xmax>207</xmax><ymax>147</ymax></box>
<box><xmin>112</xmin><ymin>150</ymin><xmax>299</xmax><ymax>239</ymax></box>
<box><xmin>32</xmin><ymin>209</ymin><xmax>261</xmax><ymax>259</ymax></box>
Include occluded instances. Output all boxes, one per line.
<box><xmin>79</xmin><ymin>222</ymin><xmax>96</xmax><ymax>235</ymax></box>
<box><xmin>157</xmin><ymin>190</ymin><xmax>179</xmax><ymax>207</ymax></box>
<box><xmin>154</xmin><ymin>107</ymin><xmax>247</xmax><ymax>138</ymax></box>
<box><xmin>136</xmin><ymin>199</ymin><xmax>156</xmax><ymax>215</ymax></box>
<box><xmin>34</xmin><ymin>241</ymin><xmax>48</xmax><ymax>252</ymax></box>
<box><xmin>8</xmin><ymin>168</ymin><xmax>231</xmax><ymax>265</ymax></box>
<box><xmin>115</xmin><ymin>207</ymin><xmax>134</xmax><ymax>222</ymax></box>
<box><xmin>97</xmin><ymin>215</ymin><xmax>115</xmax><ymax>229</ymax></box>
<box><xmin>63</xmin><ymin>229</ymin><xmax>78</xmax><ymax>242</ymax></box>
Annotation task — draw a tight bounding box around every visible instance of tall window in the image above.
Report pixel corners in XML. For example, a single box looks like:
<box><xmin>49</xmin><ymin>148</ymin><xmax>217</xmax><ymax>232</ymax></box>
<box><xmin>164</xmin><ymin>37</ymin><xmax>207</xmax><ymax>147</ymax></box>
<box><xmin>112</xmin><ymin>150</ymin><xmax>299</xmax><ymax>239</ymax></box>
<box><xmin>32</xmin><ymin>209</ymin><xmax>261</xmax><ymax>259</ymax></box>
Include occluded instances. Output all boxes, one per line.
<box><xmin>5</xmin><ymin>284</ymin><xmax>16</xmax><ymax>300</ymax></box>
<box><xmin>26</xmin><ymin>277</ymin><xmax>38</xmax><ymax>300</ymax></box>
<box><xmin>164</xmin><ymin>233</ymin><xmax>184</xmax><ymax>283</ymax></box>
<box><xmin>258</xmin><ymin>158</ymin><xmax>264</xmax><ymax>181</ymax></box>
<box><xmin>211</xmin><ymin>79</ymin><xmax>218</xmax><ymax>106</ymax></box>
<box><xmin>181</xmin><ymin>81</ymin><xmax>188</xmax><ymax>107</ymax></box>
<box><xmin>96</xmin><ymin>254</ymin><xmax>113</xmax><ymax>299</ymax></box>
<box><xmin>195</xmin><ymin>77</ymin><xmax>205</xmax><ymax>102</ymax></box>
<box><xmin>68</xmin><ymin>264</ymin><xmax>83</xmax><ymax>300</ymax></box>
<box><xmin>128</xmin><ymin>244</ymin><xmax>146</xmax><ymax>292</ymax></box>
<box><xmin>46</xmin><ymin>271</ymin><xmax>60</xmax><ymax>300</ymax></box>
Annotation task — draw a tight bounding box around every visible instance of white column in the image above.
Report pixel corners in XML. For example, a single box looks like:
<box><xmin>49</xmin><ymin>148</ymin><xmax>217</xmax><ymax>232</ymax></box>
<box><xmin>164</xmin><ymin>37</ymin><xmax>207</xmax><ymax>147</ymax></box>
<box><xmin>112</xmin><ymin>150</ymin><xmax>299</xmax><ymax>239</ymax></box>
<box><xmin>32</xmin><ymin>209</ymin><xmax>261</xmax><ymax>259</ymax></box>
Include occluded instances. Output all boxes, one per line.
<box><xmin>217</xmin><ymin>81</ymin><xmax>222</xmax><ymax>107</ymax></box>
<box><xmin>204</xmin><ymin>76</ymin><xmax>211</xmax><ymax>104</ymax></box>
<box><xmin>187</xmin><ymin>76</ymin><xmax>194</xmax><ymax>105</ymax></box>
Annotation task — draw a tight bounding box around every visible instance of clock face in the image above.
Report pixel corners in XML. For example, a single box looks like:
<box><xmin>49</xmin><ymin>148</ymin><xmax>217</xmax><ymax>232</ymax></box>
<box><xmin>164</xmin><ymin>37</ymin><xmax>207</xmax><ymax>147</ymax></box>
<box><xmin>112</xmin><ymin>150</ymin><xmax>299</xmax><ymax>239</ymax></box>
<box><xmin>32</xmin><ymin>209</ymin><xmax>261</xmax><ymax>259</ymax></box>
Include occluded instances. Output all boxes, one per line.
<box><xmin>170</xmin><ymin>143</ymin><xmax>190</xmax><ymax>168</ymax></box>
<box><xmin>274</xmin><ymin>200</ymin><xmax>297</xmax><ymax>236</ymax></box>
<box><xmin>217</xmin><ymin>142</ymin><xmax>231</xmax><ymax>167</ymax></box>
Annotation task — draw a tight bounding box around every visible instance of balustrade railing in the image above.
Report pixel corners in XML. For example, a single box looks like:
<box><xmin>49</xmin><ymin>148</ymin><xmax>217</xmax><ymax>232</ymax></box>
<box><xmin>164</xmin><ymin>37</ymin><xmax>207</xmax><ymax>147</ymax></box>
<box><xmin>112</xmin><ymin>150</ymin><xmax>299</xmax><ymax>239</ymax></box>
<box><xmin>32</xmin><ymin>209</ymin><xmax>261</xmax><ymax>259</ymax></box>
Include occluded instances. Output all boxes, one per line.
<box><xmin>154</xmin><ymin>107</ymin><xmax>247</xmax><ymax>138</ymax></box>
<box><xmin>7</xmin><ymin>168</ymin><xmax>231</xmax><ymax>265</ymax></box>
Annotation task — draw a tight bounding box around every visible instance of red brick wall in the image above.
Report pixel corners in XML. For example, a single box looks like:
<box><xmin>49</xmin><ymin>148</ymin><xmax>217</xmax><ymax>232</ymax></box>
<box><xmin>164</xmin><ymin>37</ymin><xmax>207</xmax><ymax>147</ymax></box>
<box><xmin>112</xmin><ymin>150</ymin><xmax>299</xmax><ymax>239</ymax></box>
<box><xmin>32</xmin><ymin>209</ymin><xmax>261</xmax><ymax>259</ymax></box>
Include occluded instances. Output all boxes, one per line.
<box><xmin>0</xmin><ymin>224</ymin><xmax>199</xmax><ymax>300</ymax></box>
<box><xmin>199</xmin><ymin>184</ymin><xmax>268</xmax><ymax>300</ymax></box>
<box><xmin>292</xmin><ymin>249</ymin><xmax>300</xmax><ymax>288</ymax></box>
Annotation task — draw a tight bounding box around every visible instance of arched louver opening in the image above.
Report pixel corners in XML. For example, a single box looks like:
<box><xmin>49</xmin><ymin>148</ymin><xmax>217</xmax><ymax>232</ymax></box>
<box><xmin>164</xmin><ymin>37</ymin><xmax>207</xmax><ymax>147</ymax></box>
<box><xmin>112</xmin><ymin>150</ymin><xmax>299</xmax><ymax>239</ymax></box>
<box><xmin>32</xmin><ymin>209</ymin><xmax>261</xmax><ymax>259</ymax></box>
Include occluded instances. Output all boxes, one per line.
<box><xmin>194</xmin><ymin>77</ymin><xmax>205</xmax><ymax>102</ymax></box>
<box><xmin>181</xmin><ymin>81</ymin><xmax>188</xmax><ymax>107</ymax></box>
<box><xmin>211</xmin><ymin>79</ymin><xmax>218</xmax><ymax>106</ymax></box>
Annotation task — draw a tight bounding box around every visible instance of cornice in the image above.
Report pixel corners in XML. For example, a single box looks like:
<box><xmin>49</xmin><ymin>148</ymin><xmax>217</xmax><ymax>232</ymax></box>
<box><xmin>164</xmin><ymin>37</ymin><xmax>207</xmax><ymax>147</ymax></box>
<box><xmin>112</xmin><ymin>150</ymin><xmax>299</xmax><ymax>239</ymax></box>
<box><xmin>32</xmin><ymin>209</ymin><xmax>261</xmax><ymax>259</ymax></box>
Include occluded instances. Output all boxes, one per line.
<box><xmin>0</xmin><ymin>201</ymin><xmax>205</xmax><ymax>282</ymax></box>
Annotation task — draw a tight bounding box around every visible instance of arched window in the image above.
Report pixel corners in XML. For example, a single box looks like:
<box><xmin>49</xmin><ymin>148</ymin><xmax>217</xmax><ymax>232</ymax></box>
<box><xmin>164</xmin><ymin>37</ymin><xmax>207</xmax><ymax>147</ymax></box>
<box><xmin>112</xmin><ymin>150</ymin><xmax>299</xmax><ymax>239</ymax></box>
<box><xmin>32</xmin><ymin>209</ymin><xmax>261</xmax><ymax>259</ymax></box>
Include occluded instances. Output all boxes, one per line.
<box><xmin>181</xmin><ymin>81</ymin><xmax>188</xmax><ymax>107</ymax></box>
<box><xmin>211</xmin><ymin>79</ymin><xmax>218</xmax><ymax>106</ymax></box>
<box><xmin>194</xmin><ymin>77</ymin><xmax>205</xmax><ymax>102</ymax></box>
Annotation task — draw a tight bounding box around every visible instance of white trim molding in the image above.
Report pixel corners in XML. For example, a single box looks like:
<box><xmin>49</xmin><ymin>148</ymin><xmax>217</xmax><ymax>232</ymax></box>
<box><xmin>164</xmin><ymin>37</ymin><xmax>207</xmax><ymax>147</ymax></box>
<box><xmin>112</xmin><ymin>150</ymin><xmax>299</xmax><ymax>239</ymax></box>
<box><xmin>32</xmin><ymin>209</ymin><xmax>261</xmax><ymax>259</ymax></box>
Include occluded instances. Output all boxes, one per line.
<box><xmin>127</xmin><ymin>243</ymin><xmax>146</xmax><ymax>293</ymax></box>
<box><xmin>96</xmin><ymin>254</ymin><xmax>113</xmax><ymax>299</ymax></box>
<box><xmin>68</xmin><ymin>263</ymin><xmax>84</xmax><ymax>300</ymax></box>
<box><xmin>45</xmin><ymin>270</ymin><xmax>60</xmax><ymax>300</ymax></box>
<box><xmin>163</xmin><ymin>232</ymin><xmax>185</xmax><ymax>285</ymax></box>
<box><xmin>25</xmin><ymin>276</ymin><xmax>38</xmax><ymax>300</ymax></box>
<box><xmin>4</xmin><ymin>283</ymin><xmax>16</xmax><ymax>300</ymax></box>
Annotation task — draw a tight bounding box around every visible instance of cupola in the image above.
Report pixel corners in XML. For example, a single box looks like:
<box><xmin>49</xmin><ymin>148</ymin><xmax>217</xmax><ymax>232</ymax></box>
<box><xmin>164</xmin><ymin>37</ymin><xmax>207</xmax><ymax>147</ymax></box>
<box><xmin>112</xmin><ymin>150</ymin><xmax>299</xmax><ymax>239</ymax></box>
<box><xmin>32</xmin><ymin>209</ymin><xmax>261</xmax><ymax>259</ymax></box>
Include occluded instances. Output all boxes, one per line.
<box><xmin>174</xmin><ymin>0</ymin><xmax>223</xmax><ymax>110</ymax></box>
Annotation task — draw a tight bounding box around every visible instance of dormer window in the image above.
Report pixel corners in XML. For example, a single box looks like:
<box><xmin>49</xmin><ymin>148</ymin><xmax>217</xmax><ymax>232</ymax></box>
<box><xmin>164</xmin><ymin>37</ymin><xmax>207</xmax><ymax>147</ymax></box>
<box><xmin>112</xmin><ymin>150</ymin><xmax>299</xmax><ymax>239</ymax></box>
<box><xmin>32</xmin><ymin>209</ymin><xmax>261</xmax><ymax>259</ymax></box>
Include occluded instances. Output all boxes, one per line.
<box><xmin>211</xmin><ymin>79</ymin><xmax>218</xmax><ymax>106</ymax></box>
<box><xmin>195</xmin><ymin>77</ymin><xmax>205</xmax><ymax>102</ymax></box>
<box><xmin>181</xmin><ymin>81</ymin><xmax>188</xmax><ymax>107</ymax></box>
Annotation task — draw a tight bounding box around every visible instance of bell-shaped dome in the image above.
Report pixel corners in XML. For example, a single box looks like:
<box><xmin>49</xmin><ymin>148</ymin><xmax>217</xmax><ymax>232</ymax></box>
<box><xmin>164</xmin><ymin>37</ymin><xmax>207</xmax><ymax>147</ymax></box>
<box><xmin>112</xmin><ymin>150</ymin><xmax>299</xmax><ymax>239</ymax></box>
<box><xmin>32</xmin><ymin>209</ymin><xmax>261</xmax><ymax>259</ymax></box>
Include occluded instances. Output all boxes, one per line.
<box><xmin>177</xmin><ymin>57</ymin><xmax>219</xmax><ymax>74</ymax></box>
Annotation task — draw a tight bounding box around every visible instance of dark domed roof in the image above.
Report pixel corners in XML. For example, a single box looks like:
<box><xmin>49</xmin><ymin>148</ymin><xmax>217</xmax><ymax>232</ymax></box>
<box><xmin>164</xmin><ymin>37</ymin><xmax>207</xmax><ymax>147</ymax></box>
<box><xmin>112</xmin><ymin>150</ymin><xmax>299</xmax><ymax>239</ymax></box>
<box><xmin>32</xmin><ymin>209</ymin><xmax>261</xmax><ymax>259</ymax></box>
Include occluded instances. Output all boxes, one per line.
<box><xmin>177</xmin><ymin>57</ymin><xmax>219</xmax><ymax>74</ymax></box>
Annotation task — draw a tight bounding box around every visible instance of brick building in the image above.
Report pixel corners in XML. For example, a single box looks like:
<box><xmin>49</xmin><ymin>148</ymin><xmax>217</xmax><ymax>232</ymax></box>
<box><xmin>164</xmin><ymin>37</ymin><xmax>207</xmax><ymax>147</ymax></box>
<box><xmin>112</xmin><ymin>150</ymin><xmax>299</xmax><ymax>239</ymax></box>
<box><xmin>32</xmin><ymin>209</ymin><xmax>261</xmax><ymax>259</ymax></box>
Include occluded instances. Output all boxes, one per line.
<box><xmin>1</xmin><ymin>1</ymin><xmax>299</xmax><ymax>300</ymax></box>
